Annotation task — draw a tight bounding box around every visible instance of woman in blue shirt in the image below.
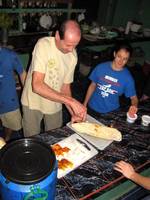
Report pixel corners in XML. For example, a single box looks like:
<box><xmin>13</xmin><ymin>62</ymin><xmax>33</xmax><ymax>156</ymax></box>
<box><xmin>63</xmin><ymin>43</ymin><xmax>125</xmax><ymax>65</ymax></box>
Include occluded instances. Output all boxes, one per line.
<box><xmin>83</xmin><ymin>43</ymin><xmax>138</xmax><ymax>116</ymax></box>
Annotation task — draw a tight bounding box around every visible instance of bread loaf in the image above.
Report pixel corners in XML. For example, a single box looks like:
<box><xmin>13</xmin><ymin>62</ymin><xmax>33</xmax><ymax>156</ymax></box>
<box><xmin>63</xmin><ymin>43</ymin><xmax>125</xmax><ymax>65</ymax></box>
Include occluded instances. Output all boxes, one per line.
<box><xmin>72</xmin><ymin>122</ymin><xmax>122</xmax><ymax>141</ymax></box>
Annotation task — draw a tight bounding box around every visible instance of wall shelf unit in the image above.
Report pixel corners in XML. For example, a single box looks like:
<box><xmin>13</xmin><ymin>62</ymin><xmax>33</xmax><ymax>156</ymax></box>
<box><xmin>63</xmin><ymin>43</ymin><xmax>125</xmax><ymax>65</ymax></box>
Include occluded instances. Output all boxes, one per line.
<box><xmin>0</xmin><ymin>8</ymin><xmax>86</xmax><ymax>13</ymax></box>
<box><xmin>0</xmin><ymin>0</ymin><xmax>86</xmax><ymax>34</ymax></box>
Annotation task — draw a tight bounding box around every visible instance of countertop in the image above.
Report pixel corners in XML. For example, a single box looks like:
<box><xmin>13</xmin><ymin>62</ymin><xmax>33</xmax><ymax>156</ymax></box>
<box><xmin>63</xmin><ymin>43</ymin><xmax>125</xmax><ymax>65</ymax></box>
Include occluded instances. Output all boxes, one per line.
<box><xmin>36</xmin><ymin>100</ymin><xmax>150</xmax><ymax>200</ymax></box>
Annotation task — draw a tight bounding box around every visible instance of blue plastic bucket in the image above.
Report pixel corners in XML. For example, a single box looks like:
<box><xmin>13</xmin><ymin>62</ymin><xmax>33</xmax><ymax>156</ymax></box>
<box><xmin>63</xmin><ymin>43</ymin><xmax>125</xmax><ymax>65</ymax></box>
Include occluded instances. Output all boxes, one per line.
<box><xmin>0</xmin><ymin>138</ymin><xmax>57</xmax><ymax>200</ymax></box>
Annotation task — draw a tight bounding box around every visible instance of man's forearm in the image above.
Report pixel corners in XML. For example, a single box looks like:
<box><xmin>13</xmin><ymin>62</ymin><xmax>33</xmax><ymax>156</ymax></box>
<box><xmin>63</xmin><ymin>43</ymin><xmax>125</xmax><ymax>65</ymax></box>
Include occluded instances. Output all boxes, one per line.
<box><xmin>32</xmin><ymin>80</ymin><xmax>73</xmax><ymax>106</ymax></box>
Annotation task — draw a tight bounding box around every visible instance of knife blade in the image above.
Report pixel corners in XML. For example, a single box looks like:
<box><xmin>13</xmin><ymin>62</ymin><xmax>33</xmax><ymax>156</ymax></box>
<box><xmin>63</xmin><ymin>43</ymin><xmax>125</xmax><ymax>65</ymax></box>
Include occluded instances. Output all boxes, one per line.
<box><xmin>76</xmin><ymin>138</ymin><xmax>91</xmax><ymax>151</ymax></box>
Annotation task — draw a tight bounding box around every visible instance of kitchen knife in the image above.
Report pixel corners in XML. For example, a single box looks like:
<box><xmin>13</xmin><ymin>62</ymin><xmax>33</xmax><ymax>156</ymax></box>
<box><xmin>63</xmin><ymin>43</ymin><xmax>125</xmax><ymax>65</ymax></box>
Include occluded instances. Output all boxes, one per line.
<box><xmin>76</xmin><ymin>138</ymin><xmax>91</xmax><ymax>151</ymax></box>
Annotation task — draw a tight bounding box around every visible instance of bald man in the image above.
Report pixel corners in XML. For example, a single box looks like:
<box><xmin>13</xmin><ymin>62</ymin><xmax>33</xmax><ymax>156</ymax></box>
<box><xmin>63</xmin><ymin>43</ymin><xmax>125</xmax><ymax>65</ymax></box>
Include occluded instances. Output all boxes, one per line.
<box><xmin>21</xmin><ymin>20</ymin><xmax>87</xmax><ymax>137</ymax></box>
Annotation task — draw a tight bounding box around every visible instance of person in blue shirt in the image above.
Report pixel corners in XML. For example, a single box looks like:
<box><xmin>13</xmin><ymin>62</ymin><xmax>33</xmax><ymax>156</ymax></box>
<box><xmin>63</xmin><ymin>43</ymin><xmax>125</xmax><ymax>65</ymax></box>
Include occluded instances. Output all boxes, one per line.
<box><xmin>83</xmin><ymin>43</ymin><xmax>138</xmax><ymax>116</ymax></box>
<box><xmin>0</xmin><ymin>47</ymin><xmax>26</xmax><ymax>141</ymax></box>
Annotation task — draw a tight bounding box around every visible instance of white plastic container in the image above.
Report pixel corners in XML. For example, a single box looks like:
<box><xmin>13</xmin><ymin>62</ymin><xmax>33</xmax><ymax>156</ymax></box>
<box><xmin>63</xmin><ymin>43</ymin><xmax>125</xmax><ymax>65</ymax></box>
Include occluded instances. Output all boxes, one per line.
<box><xmin>141</xmin><ymin>115</ymin><xmax>150</xmax><ymax>126</ymax></box>
<box><xmin>126</xmin><ymin>112</ymin><xmax>137</xmax><ymax>123</ymax></box>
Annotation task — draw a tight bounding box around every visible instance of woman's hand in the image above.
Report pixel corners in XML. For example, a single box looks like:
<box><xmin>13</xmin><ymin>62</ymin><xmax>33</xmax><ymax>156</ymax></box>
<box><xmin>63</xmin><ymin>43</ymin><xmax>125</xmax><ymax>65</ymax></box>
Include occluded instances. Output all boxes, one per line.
<box><xmin>128</xmin><ymin>105</ymin><xmax>138</xmax><ymax>117</ymax></box>
<box><xmin>129</xmin><ymin>96</ymin><xmax>138</xmax><ymax>117</ymax></box>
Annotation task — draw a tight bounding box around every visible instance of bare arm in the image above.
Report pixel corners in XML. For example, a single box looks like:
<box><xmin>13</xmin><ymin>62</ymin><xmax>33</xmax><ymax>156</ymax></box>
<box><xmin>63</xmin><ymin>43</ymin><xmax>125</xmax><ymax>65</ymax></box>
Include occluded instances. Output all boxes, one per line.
<box><xmin>61</xmin><ymin>83</ymin><xmax>86</xmax><ymax>122</ymax></box>
<box><xmin>32</xmin><ymin>71</ymin><xmax>86</xmax><ymax>119</ymax></box>
<box><xmin>114</xmin><ymin>161</ymin><xmax>150</xmax><ymax>190</ymax></box>
<box><xmin>83</xmin><ymin>82</ymin><xmax>96</xmax><ymax>107</ymax></box>
<box><xmin>61</xmin><ymin>83</ymin><xmax>72</xmax><ymax>96</ymax></box>
<box><xmin>131</xmin><ymin>96</ymin><xmax>138</xmax><ymax>107</ymax></box>
<box><xmin>61</xmin><ymin>83</ymin><xmax>74</xmax><ymax>116</ymax></box>
<box><xmin>19</xmin><ymin>70</ymin><xmax>27</xmax><ymax>86</ymax></box>
<box><xmin>130</xmin><ymin>172</ymin><xmax>150</xmax><ymax>190</ymax></box>
<box><xmin>128</xmin><ymin>96</ymin><xmax>138</xmax><ymax>117</ymax></box>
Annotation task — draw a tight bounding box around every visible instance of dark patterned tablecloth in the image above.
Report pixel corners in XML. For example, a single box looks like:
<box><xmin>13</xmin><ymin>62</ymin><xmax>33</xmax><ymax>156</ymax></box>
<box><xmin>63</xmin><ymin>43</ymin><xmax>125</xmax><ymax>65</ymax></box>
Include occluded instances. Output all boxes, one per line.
<box><xmin>37</xmin><ymin>100</ymin><xmax>150</xmax><ymax>200</ymax></box>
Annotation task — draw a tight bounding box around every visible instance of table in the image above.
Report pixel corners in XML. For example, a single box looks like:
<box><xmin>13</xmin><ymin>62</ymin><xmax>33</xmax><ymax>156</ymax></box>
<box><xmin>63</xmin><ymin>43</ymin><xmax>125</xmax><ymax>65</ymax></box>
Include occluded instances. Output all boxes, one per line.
<box><xmin>36</xmin><ymin>100</ymin><xmax>150</xmax><ymax>200</ymax></box>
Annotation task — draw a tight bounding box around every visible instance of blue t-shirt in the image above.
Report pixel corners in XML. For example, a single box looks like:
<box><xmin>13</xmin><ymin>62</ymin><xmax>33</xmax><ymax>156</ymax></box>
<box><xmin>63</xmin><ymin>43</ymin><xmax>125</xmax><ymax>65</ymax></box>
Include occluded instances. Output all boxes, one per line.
<box><xmin>0</xmin><ymin>48</ymin><xmax>23</xmax><ymax>114</ymax></box>
<box><xmin>88</xmin><ymin>61</ymin><xmax>136</xmax><ymax>113</ymax></box>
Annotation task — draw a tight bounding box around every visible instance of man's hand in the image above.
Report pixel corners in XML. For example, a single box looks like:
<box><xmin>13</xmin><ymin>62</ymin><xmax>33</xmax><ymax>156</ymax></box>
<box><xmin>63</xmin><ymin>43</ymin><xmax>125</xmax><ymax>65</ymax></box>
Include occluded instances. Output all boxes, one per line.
<box><xmin>69</xmin><ymin>99</ymin><xmax>87</xmax><ymax>122</ymax></box>
<box><xmin>71</xmin><ymin>114</ymin><xmax>85</xmax><ymax>123</ymax></box>
<box><xmin>114</xmin><ymin>161</ymin><xmax>135</xmax><ymax>179</ymax></box>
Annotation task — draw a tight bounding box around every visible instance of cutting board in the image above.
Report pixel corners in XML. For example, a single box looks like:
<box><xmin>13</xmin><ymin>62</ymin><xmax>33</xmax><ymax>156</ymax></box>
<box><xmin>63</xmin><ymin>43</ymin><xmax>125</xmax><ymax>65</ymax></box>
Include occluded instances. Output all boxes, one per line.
<box><xmin>52</xmin><ymin>133</ymin><xmax>98</xmax><ymax>179</ymax></box>
<box><xmin>67</xmin><ymin>114</ymin><xmax>113</xmax><ymax>150</ymax></box>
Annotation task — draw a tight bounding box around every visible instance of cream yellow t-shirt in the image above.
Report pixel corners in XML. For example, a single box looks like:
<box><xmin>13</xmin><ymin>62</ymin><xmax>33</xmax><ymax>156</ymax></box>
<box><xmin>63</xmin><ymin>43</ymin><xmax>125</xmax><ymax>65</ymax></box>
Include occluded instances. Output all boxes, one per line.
<box><xmin>21</xmin><ymin>37</ymin><xmax>77</xmax><ymax>114</ymax></box>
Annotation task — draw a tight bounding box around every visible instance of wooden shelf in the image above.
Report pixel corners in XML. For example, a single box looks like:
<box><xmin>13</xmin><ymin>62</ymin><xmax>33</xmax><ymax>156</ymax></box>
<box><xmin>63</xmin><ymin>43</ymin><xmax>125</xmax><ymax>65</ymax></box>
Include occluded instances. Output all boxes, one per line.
<box><xmin>0</xmin><ymin>1</ymin><xmax>86</xmax><ymax>33</ymax></box>
<box><xmin>0</xmin><ymin>8</ymin><xmax>86</xmax><ymax>13</ymax></box>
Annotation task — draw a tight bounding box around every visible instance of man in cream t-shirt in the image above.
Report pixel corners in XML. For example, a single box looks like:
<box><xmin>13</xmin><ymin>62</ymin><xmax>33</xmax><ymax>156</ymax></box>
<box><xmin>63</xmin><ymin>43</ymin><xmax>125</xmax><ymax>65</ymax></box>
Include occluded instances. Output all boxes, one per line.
<box><xmin>21</xmin><ymin>20</ymin><xmax>86</xmax><ymax>137</ymax></box>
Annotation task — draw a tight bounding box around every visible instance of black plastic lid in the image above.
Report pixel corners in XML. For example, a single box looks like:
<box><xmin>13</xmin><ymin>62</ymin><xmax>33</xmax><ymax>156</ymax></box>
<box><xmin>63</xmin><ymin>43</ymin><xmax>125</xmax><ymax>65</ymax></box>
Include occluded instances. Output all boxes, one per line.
<box><xmin>0</xmin><ymin>138</ymin><xmax>56</xmax><ymax>184</ymax></box>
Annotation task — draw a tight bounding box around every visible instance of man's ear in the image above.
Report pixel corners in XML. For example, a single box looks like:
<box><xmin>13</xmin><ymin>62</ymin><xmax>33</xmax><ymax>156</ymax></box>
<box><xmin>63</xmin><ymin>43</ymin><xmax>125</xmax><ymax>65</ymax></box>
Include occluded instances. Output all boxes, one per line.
<box><xmin>55</xmin><ymin>31</ymin><xmax>60</xmax><ymax>41</ymax></box>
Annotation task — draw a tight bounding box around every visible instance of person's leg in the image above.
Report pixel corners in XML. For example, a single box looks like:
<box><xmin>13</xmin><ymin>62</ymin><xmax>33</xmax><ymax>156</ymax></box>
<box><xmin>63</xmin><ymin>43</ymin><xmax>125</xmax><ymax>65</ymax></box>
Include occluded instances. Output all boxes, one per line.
<box><xmin>22</xmin><ymin>106</ymin><xmax>43</xmax><ymax>137</ymax></box>
<box><xmin>0</xmin><ymin>109</ymin><xmax>22</xmax><ymax>141</ymax></box>
<box><xmin>44</xmin><ymin>110</ymin><xmax>63</xmax><ymax>132</ymax></box>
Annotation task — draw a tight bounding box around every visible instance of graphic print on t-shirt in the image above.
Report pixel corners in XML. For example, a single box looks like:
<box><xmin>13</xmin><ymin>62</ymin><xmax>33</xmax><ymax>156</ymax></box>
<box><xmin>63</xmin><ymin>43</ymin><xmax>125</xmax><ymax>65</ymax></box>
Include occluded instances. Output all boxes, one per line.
<box><xmin>97</xmin><ymin>83</ymin><xmax>117</xmax><ymax>97</ymax></box>
<box><xmin>97</xmin><ymin>75</ymin><xmax>118</xmax><ymax>98</ymax></box>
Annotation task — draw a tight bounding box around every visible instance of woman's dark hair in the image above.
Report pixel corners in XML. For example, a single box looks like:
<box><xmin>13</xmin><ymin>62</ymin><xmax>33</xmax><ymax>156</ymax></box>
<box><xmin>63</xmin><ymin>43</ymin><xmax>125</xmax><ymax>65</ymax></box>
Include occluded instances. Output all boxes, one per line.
<box><xmin>114</xmin><ymin>42</ymin><xmax>133</xmax><ymax>56</ymax></box>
